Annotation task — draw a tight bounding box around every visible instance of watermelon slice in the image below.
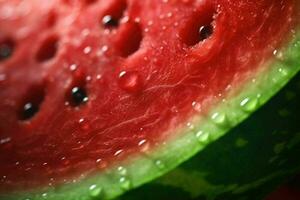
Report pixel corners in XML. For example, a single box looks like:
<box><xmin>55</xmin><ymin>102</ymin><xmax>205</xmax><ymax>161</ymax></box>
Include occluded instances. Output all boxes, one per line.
<box><xmin>0</xmin><ymin>0</ymin><xmax>300</xmax><ymax>199</ymax></box>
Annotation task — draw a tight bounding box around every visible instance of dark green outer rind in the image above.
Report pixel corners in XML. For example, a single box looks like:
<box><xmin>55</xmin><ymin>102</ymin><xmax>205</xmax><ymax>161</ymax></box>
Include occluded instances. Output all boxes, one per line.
<box><xmin>1</xmin><ymin>32</ymin><xmax>300</xmax><ymax>200</ymax></box>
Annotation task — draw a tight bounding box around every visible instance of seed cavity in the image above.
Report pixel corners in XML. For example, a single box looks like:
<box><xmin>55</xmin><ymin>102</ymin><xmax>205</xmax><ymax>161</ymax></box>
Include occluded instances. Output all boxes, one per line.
<box><xmin>180</xmin><ymin>5</ymin><xmax>215</xmax><ymax>46</ymax></box>
<box><xmin>115</xmin><ymin>21</ymin><xmax>143</xmax><ymax>57</ymax></box>
<box><xmin>36</xmin><ymin>35</ymin><xmax>59</xmax><ymax>62</ymax></box>
<box><xmin>0</xmin><ymin>38</ymin><xmax>15</xmax><ymax>62</ymax></box>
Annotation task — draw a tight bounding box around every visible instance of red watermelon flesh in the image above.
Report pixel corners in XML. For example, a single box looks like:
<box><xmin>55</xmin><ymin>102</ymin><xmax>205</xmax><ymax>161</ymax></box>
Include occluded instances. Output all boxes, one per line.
<box><xmin>0</xmin><ymin>0</ymin><xmax>298</xmax><ymax>191</ymax></box>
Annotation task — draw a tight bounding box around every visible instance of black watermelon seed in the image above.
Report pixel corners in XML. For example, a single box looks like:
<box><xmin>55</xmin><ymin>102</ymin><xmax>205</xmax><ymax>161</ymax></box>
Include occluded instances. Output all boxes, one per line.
<box><xmin>0</xmin><ymin>40</ymin><xmax>14</xmax><ymax>61</ymax></box>
<box><xmin>102</xmin><ymin>15</ymin><xmax>118</xmax><ymax>27</ymax></box>
<box><xmin>199</xmin><ymin>25</ymin><xmax>213</xmax><ymax>41</ymax></box>
<box><xmin>71</xmin><ymin>87</ymin><xmax>88</xmax><ymax>105</ymax></box>
<box><xmin>22</xmin><ymin>103</ymin><xmax>39</xmax><ymax>120</ymax></box>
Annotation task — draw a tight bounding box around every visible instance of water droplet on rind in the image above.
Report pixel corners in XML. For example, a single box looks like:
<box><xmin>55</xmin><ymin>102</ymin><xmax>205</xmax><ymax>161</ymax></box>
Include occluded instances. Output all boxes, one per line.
<box><xmin>155</xmin><ymin>160</ymin><xmax>165</xmax><ymax>169</ymax></box>
<box><xmin>117</xmin><ymin>166</ymin><xmax>127</xmax><ymax>176</ymax></box>
<box><xmin>278</xmin><ymin>67</ymin><xmax>289</xmax><ymax>77</ymax></box>
<box><xmin>119</xmin><ymin>177</ymin><xmax>131</xmax><ymax>190</ymax></box>
<box><xmin>41</xmin><ymin>193</ymin><xmax>48</xmax><ymax>198</ymax></box>
<box><xmin>89</xmin><ymin>184</ymin><xmax>102</xmax><ymax>197</ymax></box>
<box><xmin>211</xmin><ymin>112</ymin><xmax>227</xmax><ymax>126</ymax></box>
<box><xmin>272</xmin><ymin>66</ymin><xmax>290</xmax><ymax>84</ymax></box>
<box><xmin>195</xmin><ymin>131</ymin><xmax>210</xmax><ymax>143</ymax></box>
<box><xmin>240</xmin><ymin>97</ymin><xmax>259</xmax><ymax>112</ymax></box>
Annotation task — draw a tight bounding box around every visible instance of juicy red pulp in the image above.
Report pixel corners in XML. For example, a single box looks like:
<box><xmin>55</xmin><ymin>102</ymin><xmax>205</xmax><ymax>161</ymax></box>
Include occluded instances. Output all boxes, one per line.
<box><xmin>0</xmin><ymin>0</ymin><xmax>297</xmax><ymax>191</ymax></box>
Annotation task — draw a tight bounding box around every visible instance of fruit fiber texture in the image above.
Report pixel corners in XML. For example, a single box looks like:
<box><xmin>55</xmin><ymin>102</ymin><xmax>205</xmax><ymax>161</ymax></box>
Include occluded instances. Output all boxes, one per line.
<box><xmin>0</xmin><ymin>0</ymin><xmax>300</xmax><ymax>200</ymax></box>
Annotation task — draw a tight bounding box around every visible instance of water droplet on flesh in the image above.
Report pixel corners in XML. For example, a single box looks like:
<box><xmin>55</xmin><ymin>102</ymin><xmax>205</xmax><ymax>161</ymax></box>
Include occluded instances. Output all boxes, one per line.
<box><xmin>78</xmin><ymin>118</ymin><xmax>89</xmax><ymax>131</ymax></box>
<box><xmin>138</xmin><ymin>139</ymin><xmax>150</xmax><ymax>152</ymax></box>
<box><xmin>0</xmin><ymin>137</ymin><xmax>11</xmax><ymax>145</ymax></box>
<box><xmin>192</xmin><ymin>101</ymin><xmax>201</xmax><ymax>112</ymax></box>
<box><xmin>114</xmin><ymin>149</ymin><xmax>123</xmax><ymax>156</ymax></box>
<box><xmin>100</xmin><ymin>45</ymin><xmax>108</xmax><ymax>53</ymax></box>
<box><xmin>96</xmin><ymin>158</ymin><xmax>107</xmax><ymax>169</ymax></box>
<box><xmin>118</xmin><ymin>71</ymin><xmax>143</xmax><ymax>93</ymax></box>
<box><xmin>83</xmin><ymin>46</ymin><xmax>92</xmax><ymax>54</ymax></box>
<box><xmin>69</xmin><ymin>64</ymin><xmax>77</xmax><ymax>71</ymax></box>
